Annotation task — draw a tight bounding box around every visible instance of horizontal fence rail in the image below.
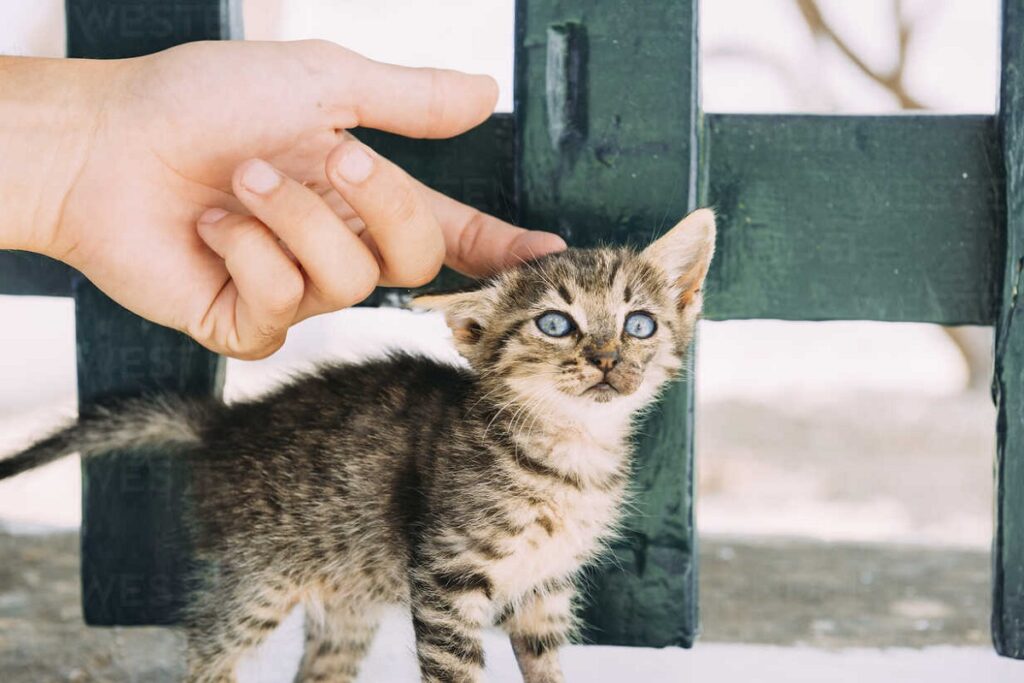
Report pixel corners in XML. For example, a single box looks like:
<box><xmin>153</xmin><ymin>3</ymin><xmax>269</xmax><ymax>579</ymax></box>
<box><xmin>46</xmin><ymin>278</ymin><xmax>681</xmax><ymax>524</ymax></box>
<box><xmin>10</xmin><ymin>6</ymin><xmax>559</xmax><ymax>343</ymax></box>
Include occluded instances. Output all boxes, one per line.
<box><xmin>706</xmin><ymin>114</ymin><xmax>1003</xmax><ymax>325</ymax></box>
<box><xmin>0</xmin><ymin>252</ymin><xmax>76</xmax><ymax>297</ymax></box>
<box><xmin>2</xmin><ymin>114</ymin><xmax>1002</xmax><ymax>326</ymax></box>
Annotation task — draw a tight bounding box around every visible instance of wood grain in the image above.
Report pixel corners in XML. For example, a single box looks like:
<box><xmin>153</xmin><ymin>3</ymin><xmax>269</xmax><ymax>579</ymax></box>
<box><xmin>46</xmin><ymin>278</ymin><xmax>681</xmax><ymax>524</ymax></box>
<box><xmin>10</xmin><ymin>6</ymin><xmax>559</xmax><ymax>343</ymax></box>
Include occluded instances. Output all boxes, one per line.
<box><xmin>994</xmin><ymin>0</ymin><xmax>1024</xmax><ymax>660</ymax></box>
<box><xmin>705</xmin><ymin>114</ymin><xmax>1002</xmax><ymax>324</ymax></box>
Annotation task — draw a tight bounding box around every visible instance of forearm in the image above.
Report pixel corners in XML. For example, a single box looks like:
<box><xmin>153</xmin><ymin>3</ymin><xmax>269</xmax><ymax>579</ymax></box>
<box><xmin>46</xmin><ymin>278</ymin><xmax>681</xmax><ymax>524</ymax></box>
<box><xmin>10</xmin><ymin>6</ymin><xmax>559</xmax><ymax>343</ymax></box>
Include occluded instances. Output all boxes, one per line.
<box><xmin>0</xmin><ymin>56</ymin><xmax>112</xmax><ymax>257</ymax></box>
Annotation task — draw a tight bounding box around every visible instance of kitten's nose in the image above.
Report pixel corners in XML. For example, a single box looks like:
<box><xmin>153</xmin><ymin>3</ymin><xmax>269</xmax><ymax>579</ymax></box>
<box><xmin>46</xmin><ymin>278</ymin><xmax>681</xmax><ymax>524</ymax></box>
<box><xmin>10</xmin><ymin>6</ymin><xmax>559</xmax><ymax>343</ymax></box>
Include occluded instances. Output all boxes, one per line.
<box><xmin>586</xmin><ymin>349</ymin><xmax>620</xmax><ymax>372</ymax></box>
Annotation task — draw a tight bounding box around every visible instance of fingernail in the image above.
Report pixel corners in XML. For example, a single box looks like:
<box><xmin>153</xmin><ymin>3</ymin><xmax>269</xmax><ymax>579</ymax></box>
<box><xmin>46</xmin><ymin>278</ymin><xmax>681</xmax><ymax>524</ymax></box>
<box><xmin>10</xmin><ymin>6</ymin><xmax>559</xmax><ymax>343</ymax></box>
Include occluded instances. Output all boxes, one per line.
<box><xmin>336</xmin><ymin>145</ymin><xmax>374</xmax><ymax>184</ymax></box>
<box><xmin>241</xmin><ymin>159</ymin><xmax>281</xmax><ymax>194</ymax></box>
<box><xmin>198</xmin><ymin>208</ymin><xmax>229</xmax><ymax>224</ymax></box>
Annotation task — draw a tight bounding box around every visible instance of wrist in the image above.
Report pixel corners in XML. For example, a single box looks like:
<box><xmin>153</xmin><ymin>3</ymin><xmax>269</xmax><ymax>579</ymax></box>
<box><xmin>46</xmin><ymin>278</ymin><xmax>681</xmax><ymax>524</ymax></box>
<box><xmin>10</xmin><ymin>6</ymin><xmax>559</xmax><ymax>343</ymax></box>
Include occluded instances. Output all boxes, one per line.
<box><xmin>0</xmin><ymin>56</ymin><xmax>117</xmax><ymax>258</ymax></box>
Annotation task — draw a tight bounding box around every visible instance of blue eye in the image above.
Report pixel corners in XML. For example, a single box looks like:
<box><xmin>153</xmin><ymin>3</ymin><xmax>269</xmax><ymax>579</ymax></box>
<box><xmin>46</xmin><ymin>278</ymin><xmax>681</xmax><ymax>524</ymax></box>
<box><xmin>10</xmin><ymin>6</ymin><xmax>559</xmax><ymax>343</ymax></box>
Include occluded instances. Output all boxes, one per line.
<box><xmin>624</xmin><ymin>312</ymin><xmax>657</xmax><ymax>339</ymax></box>
<box><xmin>536</xmin><ymin>311</ymin><xmax>575</xmax><ymax>337</ymax></box>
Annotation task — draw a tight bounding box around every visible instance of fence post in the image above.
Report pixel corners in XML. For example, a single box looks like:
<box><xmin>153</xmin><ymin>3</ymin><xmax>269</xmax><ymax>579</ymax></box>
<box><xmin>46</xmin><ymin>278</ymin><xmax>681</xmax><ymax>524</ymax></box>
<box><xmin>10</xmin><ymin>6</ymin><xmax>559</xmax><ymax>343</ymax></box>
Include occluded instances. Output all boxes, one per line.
<box><xmin>66</xmin><ymin>0</ymin><xmax>237</xmax><ymax>625</ymax></box>
<box><xmin>994</xmin><ymin>0</ymin><xmax>1024</xmax><ymax>659</ymax></box>
<box><xmin>515</xmin><ymin>0</ymin><xmax>702</xmax><ymax>646</ymax></box>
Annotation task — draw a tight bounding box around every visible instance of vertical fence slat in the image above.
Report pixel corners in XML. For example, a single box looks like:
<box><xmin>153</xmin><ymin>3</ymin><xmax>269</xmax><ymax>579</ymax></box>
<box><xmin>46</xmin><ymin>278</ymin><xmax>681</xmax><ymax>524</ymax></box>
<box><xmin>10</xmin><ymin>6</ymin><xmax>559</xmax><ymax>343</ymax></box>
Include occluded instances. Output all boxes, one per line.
<box><xmin>995</xmin><ymin>0</ymin><xmax>1024</xmax><ymax>659</ymax></box>
<box><xmin>66</xmin><ymin>0</ymin><xmax>236</xmax><ymax>626</ymax></box>
<box><xmin>75</xmin><ymin>282</ymin><xmax>224</xmax><ymax>624</ymax></box>
<box><xmin>515</xmin><ymin>0</ymin><xmax>701</xmax><ymax>646</ymax></box>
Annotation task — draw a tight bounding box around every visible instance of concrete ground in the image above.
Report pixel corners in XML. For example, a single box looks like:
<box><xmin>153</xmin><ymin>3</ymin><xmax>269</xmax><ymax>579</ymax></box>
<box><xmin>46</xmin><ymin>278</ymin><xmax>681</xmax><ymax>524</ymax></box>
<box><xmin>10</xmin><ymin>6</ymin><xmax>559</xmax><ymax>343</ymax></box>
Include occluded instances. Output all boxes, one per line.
<box><xmin>1</xmin><ymin>529</ymin><xmax>1017</xmax><ymax>682</ymax></box>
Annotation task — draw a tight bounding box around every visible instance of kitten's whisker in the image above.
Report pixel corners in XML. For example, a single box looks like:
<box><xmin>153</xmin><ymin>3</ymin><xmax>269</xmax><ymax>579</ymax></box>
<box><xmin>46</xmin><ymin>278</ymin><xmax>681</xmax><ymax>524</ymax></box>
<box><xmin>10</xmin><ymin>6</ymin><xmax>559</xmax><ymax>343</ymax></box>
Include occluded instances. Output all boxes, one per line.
<box><xmin>647</xmin><ymin>202</ymin><xmax>674</xmax><ymax>248</ymax></box>
<box><xmin>520</xmin><ymin>387</ymin><xmax>559</xmax><ymax>447</ymax></box>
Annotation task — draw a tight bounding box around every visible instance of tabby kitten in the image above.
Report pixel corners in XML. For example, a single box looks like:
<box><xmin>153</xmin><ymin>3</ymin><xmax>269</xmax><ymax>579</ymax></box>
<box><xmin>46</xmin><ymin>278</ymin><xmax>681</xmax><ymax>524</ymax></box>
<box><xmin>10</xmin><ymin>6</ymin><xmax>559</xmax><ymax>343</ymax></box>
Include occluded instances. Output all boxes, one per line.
<box><xmin>0</xmin><ymin>209</ymin><xmax>716</xmax><ymax>683</ymax></box>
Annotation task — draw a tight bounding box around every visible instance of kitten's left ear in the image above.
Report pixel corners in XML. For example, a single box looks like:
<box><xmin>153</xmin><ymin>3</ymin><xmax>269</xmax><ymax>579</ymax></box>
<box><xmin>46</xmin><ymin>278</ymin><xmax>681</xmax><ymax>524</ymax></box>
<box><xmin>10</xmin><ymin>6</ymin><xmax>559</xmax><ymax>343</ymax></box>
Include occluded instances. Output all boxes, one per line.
<box><xmin>643</xmin><ymin>208</ymin><xmax>716</xmax><ymax>311</ymax></box>
<box><xmin>411</xmin><ymin>286</ymin><xmax>498</xmax><ymax>351</ymax></box>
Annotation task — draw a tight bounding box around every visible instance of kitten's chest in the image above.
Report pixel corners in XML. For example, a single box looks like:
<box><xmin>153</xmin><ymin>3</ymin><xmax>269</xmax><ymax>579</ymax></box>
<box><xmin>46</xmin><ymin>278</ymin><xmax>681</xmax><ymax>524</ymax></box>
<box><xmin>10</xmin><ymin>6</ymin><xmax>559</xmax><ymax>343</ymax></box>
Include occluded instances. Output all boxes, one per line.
<box><xmin>492</xmin><ymin>442</ymin><xmax>626</xmax><ymax>598</ymax></box>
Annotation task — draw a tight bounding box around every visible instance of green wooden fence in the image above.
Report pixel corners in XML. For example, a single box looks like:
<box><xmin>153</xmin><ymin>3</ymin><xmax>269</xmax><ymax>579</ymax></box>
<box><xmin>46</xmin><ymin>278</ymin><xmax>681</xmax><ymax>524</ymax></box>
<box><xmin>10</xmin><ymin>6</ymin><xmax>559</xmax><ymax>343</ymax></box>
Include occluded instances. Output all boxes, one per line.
<box><xmin>1</xmin><ymin>0</ymin><xmax>1021</xmax><ymax>659</ymax></box>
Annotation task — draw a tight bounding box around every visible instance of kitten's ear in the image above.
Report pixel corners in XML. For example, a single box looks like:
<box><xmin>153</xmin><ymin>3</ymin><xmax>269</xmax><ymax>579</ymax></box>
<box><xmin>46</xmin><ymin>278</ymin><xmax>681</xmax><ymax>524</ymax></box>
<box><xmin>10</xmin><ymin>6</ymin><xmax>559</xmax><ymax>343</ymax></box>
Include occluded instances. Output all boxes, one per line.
<box><xmin>643</xmin><ymin>208</ymin><xmax>716</xmax><ymax>311</ymax></box>
<box><xmin>411</xmin><ymin>287</ymin><xmax>498</xmax><ymax>349</ymax></box>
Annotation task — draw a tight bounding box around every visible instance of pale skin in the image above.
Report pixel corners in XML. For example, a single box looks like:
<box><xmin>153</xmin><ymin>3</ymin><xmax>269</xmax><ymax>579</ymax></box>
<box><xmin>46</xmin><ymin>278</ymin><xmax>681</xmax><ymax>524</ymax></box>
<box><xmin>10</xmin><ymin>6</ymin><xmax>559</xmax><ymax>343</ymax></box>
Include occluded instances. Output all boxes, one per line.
<box><xmin>0</xmin><ymin>40</ymin><xmax>566</xmax><ymax>359</ymax></box>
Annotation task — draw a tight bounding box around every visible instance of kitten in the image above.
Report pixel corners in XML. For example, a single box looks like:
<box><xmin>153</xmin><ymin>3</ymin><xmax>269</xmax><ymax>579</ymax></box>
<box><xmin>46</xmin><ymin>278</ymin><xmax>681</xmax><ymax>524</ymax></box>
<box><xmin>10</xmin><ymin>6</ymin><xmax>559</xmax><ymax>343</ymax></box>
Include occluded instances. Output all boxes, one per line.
<box><xmin>0</xmin><ymin>209</ymin><xmax>715</xmax><ymax>683</ymax></box>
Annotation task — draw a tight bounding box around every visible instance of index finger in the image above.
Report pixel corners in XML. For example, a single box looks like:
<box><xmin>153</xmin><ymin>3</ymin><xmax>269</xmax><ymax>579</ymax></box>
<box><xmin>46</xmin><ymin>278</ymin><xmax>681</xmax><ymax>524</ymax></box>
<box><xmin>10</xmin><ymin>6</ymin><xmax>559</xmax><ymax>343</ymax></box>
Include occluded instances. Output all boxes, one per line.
<box><xmin>418</xmin><ymin>182</ymin><xmax>568</xmax><ymax>277</ymax></box>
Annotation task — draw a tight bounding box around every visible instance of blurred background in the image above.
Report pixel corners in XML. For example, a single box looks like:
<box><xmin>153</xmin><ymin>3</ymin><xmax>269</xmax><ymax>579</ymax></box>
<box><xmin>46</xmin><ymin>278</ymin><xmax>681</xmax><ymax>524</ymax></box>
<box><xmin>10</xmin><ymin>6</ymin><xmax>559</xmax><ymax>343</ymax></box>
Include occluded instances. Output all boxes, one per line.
<box><xmin>0</xmin><ymin>1</ymin><xmax>1014</xmax><ymax>681</ymax></box>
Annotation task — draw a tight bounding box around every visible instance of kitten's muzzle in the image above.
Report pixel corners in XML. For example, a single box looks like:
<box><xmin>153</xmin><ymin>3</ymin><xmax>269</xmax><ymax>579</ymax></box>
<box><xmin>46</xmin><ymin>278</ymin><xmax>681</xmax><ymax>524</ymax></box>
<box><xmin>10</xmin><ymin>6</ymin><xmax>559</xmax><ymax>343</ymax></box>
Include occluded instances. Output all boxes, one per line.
<box><xmin>585</xmin><ymin>381</ymin><xmax>620</xmax><ymax>400</ymax></box>
<box><xmin>583</xmin><ymin>345</ymin><xmax>623</xmax><ymax>400</ymax></box>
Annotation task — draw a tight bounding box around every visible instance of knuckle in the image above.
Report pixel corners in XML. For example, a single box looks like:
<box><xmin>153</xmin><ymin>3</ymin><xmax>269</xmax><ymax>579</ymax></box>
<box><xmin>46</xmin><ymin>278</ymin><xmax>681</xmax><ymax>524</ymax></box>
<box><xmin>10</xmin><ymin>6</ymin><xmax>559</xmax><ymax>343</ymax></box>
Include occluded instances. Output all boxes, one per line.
<box><xmin>316</xmin><ymin>257</ymin><xmax>379</xmax><ymax>308</ymax></box>
<box><xmin>235</xmin><ymin>320</ymin><xmax>290</xmax><ymax>360</ymax></box>
<box><xmin>347</xmin><ymin>258</ymin><xmax>382</xmax><ymax>304</ymax></box>
<box><xmin>228</xmin><ymin>218</ymin><xmax>270</xmax><ymax>251</ymax></box>
<box><xmin>457</xmin><ymin>210</ymin><xmax>489</xmax><ymax>263</ymax></box>
<box><xmin>349</xmin><ymin>268</ymin><xmax>379</xmax><ymax>304</ymax></box>
<box><xmin>263</xmin><ymin>272</ymin><xmax>304</xmax><ymax>316</ymax></box>
<box><xmin>401</xmin><ymin>267</ymin><xmax>440</xmax><ymax>289</ymax></box>
<box><xmin>233</xmin><ymin>333</ymin><xmax>285</xmax><ymax>361</ymax></box>
<box><xmin>296</xmin><ymin>38</ymin><xmax>338</xmax><ymax>61</ymax></box>
<box><xmin>424</xmin><ymin>69</ymin><xmax>449</xmax><ymax>136</ymax></box>
<box><xmin>390</xmin><ymin>248</ymin><xmax>443</xmax><ymax>288</ymax></box>
<box><xmin>387</xmin><ymin>188</ymin><xmax>421</xmax><ymax>226</ymax></box>
<box><xmin>253</xmin><ymin>319</ymin><xmax>286</xmax><ymax>345</ymax></box>
<box><xmin>292</xmin><ymin>192</ymin><xmax>322</xmax><ymax>220</ymax></box>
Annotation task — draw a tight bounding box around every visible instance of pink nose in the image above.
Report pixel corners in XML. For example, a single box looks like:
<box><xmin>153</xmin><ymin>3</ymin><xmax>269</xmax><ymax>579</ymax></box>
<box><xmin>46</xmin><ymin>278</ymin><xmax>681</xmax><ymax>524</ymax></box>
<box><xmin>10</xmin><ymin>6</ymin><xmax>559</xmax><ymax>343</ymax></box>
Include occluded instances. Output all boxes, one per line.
<box><xmin>586</xmin><ymin>350</ymin><xmax>619</xmax><ymax>372</ymax></box>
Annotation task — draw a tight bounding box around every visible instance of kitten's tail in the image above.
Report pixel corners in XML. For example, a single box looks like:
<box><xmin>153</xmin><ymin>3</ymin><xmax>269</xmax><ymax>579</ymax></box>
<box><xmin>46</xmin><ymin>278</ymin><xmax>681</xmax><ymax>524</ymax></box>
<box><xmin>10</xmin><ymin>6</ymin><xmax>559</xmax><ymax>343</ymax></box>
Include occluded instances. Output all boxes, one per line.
<box><xmin>0</xmin><ymin>396</ymin><xmax>209</xmax><ymax>480</ymax></box>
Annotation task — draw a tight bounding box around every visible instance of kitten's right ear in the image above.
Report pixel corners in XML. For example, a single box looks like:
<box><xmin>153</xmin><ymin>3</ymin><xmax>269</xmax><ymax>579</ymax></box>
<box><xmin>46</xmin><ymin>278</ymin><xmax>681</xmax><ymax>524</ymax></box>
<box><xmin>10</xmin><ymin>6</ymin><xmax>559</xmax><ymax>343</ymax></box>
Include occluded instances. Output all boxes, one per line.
<box><xmin>411</xmin><ymin>287</ymin><xmax>498</xmax><ymax>350</ymax></box>
<box><xmin>643</xmin><ymin>208</ymin><xmax>716</xmax><ymax>312</ymax></box>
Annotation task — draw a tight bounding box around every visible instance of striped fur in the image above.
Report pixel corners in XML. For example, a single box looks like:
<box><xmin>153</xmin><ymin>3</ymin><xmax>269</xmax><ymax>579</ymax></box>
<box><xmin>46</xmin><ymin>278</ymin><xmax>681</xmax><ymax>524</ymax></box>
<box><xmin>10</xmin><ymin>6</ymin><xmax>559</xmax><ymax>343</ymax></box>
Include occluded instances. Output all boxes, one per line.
<box><xmin>0</xmin><ymin>210</ymin><xmax>715</xmax><ymax>682</ymax></box>
<box><xmin>0</xmin><ymin>396</ymin><xmax>204</xmax><ymax>479</ymax></box>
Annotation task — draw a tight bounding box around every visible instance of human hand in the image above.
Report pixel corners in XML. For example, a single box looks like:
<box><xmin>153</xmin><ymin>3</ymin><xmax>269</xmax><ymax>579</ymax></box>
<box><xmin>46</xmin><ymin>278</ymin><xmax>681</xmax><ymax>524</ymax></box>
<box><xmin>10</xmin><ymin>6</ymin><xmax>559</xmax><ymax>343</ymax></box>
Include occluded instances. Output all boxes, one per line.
<box><xmin>10</xmin><ymin>41</ymin><xmax>564</xmax><ymax>358</ymax></box>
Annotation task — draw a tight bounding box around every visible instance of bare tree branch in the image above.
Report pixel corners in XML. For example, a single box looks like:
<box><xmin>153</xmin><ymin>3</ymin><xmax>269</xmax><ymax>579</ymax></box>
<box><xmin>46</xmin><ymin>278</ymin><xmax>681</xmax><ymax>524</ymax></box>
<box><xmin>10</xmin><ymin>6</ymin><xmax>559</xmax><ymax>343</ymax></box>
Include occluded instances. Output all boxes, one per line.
<box><xmin>793</xmin><ymin>0</ymin><xmax>924</xmax><ymax>109</ymax></box>
<box><xmin>893</xmin><ymin>0</ymin><xmax>911</xmax><ymax>73</ymax></box>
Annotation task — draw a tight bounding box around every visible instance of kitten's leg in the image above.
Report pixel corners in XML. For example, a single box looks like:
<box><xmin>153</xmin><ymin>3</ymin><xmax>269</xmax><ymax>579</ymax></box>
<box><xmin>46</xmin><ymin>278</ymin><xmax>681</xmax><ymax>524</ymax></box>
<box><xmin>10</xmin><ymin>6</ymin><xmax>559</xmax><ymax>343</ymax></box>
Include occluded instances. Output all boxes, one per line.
<box><xmin>501</xmin><ymin>584</ymin><xmax>576</xmax><ymax>683</ymax></box>
<box><xmin>184</xmin><ymin>575</ymin><xmax>297</xmax><ymax>683</ymax></box>
<box><xmin>409</xmin><ymin>566</ymin><xmax>491</xmax><ymax>683</ymax></box>
<box><xmin>293</xmin><ymin>599</ymin><xmax>381</xmax><ymax>683</ymax></box>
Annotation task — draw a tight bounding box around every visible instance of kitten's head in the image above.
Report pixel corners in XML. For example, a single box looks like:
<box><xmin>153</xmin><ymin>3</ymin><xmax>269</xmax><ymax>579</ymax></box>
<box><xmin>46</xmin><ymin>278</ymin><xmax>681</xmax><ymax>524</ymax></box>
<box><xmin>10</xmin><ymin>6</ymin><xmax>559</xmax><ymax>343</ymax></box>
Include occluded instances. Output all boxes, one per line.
<box><xmin>413</xmin><ymin>209</ymin><xmax>715</xmax><ymax>415</ymax></box>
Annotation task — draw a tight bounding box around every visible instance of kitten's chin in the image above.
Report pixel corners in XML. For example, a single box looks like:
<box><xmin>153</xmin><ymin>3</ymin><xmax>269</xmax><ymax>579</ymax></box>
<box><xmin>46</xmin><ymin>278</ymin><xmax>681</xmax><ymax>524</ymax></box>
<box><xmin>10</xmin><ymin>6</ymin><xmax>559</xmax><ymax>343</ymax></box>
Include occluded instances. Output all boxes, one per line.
<box><xmin>582</xmin><ymin>381</ymin><xmax>622</xmax><ymax>403</ymax></box>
